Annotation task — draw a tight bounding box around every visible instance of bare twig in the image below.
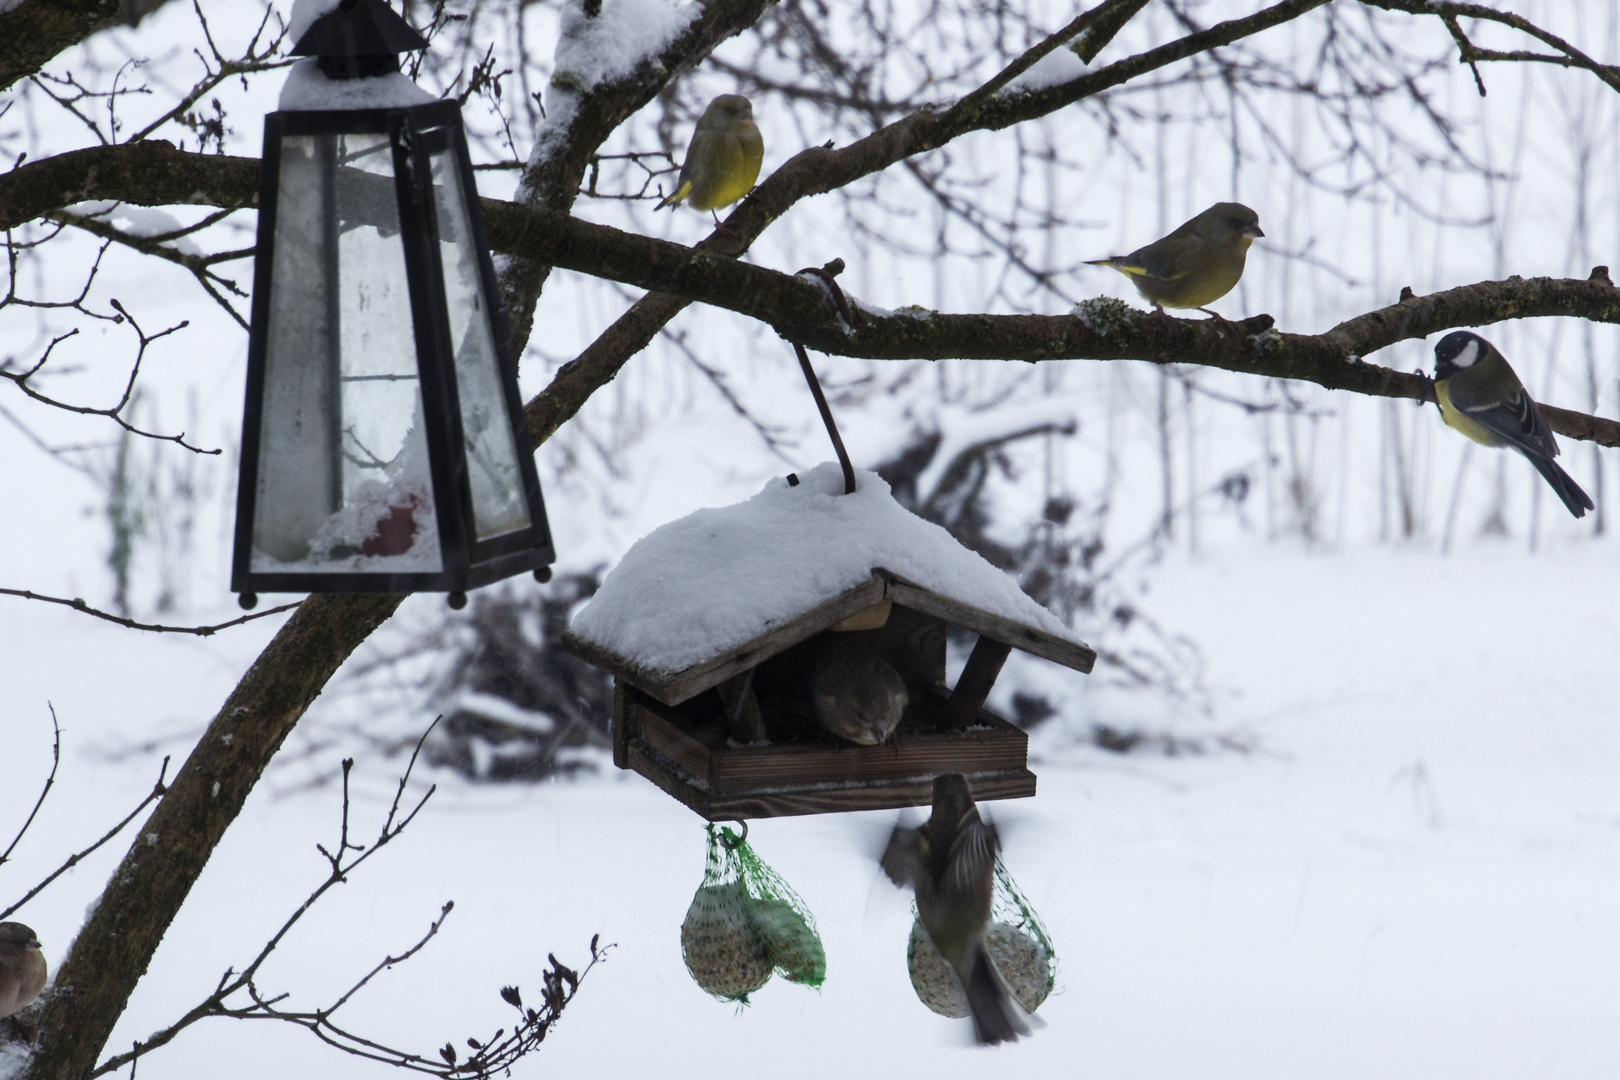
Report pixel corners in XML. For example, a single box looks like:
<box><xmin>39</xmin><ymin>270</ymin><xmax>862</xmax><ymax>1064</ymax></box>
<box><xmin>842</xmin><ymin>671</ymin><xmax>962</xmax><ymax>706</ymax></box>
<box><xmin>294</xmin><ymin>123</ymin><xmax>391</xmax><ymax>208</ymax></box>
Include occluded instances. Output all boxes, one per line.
<box><xmin>0</xmin><ymin>588</ymin><xmax>300</xmax><ymax>635</ymax></box>
<box><xmin>88</xmin><ymin>721</ymin><xmax>603</xmax><ymax>1079</ymax></box>
<box><xmin>0</xmin><ymin>297</ymin><xmax>220</xmax><ymax>454</ymax></box>
<box><xmin>0</xmin><ymin>707</ymin><xmax>61</xmax><ymax>871</ymax></box>
<box><xmin>123</xmin><ymin>3</ymin><xmax>291</xmax><ymax>147</ymax></box>
<box><xmin>48</xmin><ymin>205</ymin><xmax>254</xmax><ymax>328</ymax></box>
<box><xmin>1</xmin><ymin>752</ymin><xmax>170</xmax><ymax>923</ymax></box>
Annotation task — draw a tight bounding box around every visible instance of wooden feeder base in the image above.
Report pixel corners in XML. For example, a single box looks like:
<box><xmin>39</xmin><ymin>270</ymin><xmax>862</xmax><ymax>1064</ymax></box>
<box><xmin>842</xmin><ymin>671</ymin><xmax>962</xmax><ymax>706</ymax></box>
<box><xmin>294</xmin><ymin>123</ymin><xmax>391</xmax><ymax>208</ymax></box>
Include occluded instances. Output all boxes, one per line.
<box><xmin>612</xmin><ymin>680</ymin><xmax>1036</xmax><ymax>820</ymax></box>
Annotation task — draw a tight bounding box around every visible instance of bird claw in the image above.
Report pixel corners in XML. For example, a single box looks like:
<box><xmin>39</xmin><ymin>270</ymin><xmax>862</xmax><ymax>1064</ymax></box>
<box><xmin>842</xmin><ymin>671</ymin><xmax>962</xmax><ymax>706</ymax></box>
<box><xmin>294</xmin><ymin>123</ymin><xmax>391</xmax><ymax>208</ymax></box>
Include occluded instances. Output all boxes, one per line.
<box><xmin>1416</xmin><ymin>370</ymin><xmax>1439</xmax><ymax>407</ymax></box>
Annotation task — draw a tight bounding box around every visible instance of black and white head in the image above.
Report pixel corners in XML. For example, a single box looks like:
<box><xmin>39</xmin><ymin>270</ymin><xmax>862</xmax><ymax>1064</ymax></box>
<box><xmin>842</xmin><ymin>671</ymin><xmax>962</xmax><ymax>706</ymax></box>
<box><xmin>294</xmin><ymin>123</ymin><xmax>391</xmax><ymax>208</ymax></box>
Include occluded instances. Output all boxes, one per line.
<box><xmin>1434</xmin><ymin>330</ymin><xmax>1488</xmax><ymax>380</ymax></box>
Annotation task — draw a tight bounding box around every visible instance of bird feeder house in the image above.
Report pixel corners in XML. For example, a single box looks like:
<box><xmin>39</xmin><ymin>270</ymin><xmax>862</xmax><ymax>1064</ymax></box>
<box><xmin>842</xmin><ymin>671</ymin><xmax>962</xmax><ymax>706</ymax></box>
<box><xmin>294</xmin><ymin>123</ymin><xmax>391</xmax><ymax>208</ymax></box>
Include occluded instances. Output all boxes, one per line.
<box><xmin>231</xmin><ymin>0</ymin><xmax>553</xmax><ymax>610</ymax></box>
<box><xmin>562</xmin><ymin>464</ymin><xmax>1096</xmax><ymax>819</ymax></box>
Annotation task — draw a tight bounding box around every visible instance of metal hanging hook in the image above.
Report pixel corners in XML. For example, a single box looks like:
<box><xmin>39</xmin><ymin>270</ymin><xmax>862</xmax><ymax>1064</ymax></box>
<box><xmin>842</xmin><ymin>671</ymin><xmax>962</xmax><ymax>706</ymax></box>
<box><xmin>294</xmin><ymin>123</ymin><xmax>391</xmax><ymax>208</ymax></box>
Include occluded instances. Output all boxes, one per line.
<box><xmin>792</xmin><ymin>261</ymin><xmax>858</xmax><ymax>496</ymax></box>
<box><xmin>719</xmin><ymin>819</ymin><xmax>749</xmax><ymax>849</ymax></box>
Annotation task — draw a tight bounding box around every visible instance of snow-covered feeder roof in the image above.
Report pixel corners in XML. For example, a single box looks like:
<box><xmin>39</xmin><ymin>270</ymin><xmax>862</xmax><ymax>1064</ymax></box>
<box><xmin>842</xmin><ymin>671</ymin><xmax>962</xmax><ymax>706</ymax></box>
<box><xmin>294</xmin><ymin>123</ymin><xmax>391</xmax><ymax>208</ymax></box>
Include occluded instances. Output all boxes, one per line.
<box><xmin>563</xmin><ymin>463</ymin><xmax>1096</xmax><ymax>706</ymax></box>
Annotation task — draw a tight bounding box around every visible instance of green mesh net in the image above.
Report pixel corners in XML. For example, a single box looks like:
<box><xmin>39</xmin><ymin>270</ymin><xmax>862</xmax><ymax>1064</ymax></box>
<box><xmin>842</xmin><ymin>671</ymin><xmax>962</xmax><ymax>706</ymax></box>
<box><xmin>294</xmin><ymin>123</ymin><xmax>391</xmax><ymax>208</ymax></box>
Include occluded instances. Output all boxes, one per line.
<box><xmin>906</xmin><ymin>857</ymin><xmax>1057</xmax><ymax>1018</ymax></box>
<box><xmin>681</xmin><ymin>823</ymin><xmax>826</xmax><ymax>1004</ymax></box>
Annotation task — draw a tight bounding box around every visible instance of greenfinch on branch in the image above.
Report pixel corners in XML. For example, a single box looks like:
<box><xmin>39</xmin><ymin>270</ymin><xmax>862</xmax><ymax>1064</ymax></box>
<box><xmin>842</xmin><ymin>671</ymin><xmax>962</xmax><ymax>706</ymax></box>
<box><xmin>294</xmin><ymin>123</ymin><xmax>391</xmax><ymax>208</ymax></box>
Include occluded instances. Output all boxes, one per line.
<box><xmin>655</xmin><ymin>94</ymin><xmax>764</xmax><ymax>219</ymax></box>
<box><xmin>1086</xmin><ymin>201</ymin><xmax>1263</xmax><ymax>316</ymax></box>
<box><xmin>1431</xmin><ymin>330</ymin><xmax>1593</xmax><ymax>518</ymax></box>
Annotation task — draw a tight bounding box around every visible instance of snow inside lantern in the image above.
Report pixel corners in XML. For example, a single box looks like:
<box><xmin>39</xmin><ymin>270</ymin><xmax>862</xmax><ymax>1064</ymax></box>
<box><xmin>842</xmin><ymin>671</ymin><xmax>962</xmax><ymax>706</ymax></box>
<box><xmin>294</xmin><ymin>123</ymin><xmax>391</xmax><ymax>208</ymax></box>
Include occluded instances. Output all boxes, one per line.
<box><xmin>561</xmin><ymin>463</ymin><xmax>1097</xmax><ymax>819</ymax></box>
<box><xmin>231</xmin><ymin>0</ymin><xmax>553</xmax><ymax>610</ymax></box>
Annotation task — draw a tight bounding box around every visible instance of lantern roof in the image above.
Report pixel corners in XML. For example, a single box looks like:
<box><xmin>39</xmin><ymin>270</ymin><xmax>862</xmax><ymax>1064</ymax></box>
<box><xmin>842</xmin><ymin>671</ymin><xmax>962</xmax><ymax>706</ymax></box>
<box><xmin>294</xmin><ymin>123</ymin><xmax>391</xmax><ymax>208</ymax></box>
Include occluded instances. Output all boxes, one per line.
<box><xmin>564</xmin><ymin>462</ymin><xmax>1095</xmax><ymax>706</ymax></box>
<box><xmin>291</xmin><ymin>0</ymin><xmax>428</xmax><ymax>60</ymax></box>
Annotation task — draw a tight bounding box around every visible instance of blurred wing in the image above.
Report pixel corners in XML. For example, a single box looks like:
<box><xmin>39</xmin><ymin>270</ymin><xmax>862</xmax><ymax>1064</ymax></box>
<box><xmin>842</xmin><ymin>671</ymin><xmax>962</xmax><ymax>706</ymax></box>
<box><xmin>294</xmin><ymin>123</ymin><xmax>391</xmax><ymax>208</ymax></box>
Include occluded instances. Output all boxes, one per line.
<box><xmin>944</xmin><ymin>812</ymin><xmax>999</xmax><ymax>896</ymax></box>
<box><xmin>1448</xmin><ymin>380</ymin><xmax>1560</xmax><ymax>459</ymax></box>
<box><xmin>880</xmin><ymin>824</ymin><xmax>925</xmax><ymax>888</ymax></box>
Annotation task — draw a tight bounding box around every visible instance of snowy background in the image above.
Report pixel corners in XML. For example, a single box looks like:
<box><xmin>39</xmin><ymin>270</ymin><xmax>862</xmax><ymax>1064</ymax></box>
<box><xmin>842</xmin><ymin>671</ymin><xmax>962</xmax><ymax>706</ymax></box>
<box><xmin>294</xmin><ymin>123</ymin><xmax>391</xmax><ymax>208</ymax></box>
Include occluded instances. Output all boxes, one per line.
<box><xmin>4</xmin><ymin>0</ymin><xmax>1620</xmax><ymax>1076</ymax></box>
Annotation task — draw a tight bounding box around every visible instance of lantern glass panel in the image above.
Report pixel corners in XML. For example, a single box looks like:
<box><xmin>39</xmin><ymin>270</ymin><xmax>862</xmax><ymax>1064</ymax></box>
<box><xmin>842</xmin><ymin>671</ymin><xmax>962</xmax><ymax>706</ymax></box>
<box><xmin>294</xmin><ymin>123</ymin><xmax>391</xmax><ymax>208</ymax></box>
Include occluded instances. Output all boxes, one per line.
<box><xmin>250</xmin><ymin>130</ymin><xmax>444</xmax><ymax>574</ymax></box>
<box><xmin>427</xmin><ymin>143</ymin><xmax>532</xmax><ymax>542</ymax></box>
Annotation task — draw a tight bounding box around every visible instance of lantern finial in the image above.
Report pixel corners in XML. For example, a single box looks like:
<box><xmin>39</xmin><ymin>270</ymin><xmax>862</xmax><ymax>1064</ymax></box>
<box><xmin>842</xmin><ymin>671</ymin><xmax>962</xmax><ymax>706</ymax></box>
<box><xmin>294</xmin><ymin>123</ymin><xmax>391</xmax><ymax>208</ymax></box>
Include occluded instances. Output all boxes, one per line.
<box><xmin>291</xmin><ymin>0</ymin><xmax>429</xmax><ymax>80</ymax></box>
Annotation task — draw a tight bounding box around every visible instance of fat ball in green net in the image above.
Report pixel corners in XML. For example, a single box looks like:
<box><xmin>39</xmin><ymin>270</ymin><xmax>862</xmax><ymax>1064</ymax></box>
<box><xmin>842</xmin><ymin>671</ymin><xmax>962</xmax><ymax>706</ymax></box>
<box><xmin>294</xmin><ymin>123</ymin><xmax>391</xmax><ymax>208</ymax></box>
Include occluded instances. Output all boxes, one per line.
<box><xmin>906</xmin><ymin>858</ymin><xmax>1056</xmax><ymax>1017</ymax></box>
<box><xmin>681</xmin><ymin>824</ymin><xmax>826</xmax><ymax>1004</ymax></box>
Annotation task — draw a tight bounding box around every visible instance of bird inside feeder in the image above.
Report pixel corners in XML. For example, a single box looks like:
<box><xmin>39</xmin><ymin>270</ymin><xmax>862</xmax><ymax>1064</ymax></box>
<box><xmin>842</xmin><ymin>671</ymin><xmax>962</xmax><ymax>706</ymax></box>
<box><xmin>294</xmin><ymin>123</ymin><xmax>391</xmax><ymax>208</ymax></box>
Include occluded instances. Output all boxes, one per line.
<box><xmin>562</xmin><ymin>463</ymin><xmax>1096</xmax><ymax>820</ymax></box>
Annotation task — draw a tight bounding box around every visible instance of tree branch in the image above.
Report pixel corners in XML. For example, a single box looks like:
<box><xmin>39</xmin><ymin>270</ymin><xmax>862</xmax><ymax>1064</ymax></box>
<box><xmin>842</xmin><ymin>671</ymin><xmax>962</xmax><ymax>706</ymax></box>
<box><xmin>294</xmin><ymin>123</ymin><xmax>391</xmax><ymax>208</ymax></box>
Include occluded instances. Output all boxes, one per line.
<box><xmin>0</xmin><ymin>0</ymin><xmax>122</xmax><ymax>93</ymax></box>
<box><xmin>1363</xmin><ymin>0</ymin><xmax>1620</xmax><ymax>95</ymax></box>
<box><xmin>9</xmin><ymin>143</ymin><xmax>1619</xmax><ymax>450</ymax></box>
<box><xmin>0</xmin><ymin>141</ymin><xmax>258</xmax><ymax>232</ymax></box>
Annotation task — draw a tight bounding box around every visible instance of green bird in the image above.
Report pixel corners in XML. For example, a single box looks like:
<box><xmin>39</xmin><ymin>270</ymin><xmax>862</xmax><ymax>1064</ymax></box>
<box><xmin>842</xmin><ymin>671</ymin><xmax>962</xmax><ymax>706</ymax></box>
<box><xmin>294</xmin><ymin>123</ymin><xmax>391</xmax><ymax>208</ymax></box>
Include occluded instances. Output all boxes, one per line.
<box><xmin>655</xmin><ymin>94</ymin><xmax>764</xmax><ymax>221</ymax></box>
<box><xmin>1086</xmin><ymin>202</ymin><xmax>1263</xmax><ymax>316</ymax></box>
<box><xmin>881</xmin><ymin>774</ymin><xmax>1032</xmax><ymax>1046</ymax></box>
<box><xmin>1431</xmin><ymin>330</ymin><xmax>1593</xmax><ymax>519</ymax></box>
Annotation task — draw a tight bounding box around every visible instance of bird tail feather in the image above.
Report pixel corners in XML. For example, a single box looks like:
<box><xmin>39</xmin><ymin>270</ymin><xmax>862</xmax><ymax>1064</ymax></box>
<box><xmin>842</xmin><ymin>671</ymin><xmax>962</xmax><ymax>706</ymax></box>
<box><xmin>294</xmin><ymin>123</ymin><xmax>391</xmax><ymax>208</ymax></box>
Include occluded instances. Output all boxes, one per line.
<box><xmin>654</xmin><ymin>181</ymin><xmax>692</xmax><ymax>211</ymax></box>
<box><xmin>963</xmin><ymin>943</ymin><xmax>1032</xmax><ymax>1046</ymax></box>
<box><xmin>1524</xmin><ymin>451</ymin><xmax>1594</xmax><ymax>518</ymax></box>
<box><xmin>1084</xmin><ymin>257</ymin><xmax>1148</xmax><ymax>277</ymax></box>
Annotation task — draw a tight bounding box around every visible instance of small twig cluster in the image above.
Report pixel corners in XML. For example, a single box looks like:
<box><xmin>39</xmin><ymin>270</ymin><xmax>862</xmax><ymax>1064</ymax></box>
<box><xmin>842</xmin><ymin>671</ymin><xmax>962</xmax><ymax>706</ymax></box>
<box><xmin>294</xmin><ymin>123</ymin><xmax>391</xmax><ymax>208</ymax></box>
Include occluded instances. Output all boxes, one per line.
<box><xmin>89</xmin><ymin>724</ymin><xmax>604</xmax><ymax>1078</ymax></box>
<box><xmin>0</xmin><ymin>282</ymin><xmax>216</xmax><ymax>454</ymax></box>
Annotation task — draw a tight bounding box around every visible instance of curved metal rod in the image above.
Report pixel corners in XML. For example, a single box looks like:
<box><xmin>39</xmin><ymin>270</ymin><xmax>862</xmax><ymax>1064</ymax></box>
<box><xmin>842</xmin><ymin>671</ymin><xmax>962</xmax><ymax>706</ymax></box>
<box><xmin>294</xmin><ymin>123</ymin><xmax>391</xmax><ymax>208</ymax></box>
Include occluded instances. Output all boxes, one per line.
<box><xmin>792</xmin><ymin>340</ymin><xmax>857</xmax><ymax>496</ymax></box>
<box><xmin>790</xmin><ymin>262</ymin><xmax>858</xmax><ymax>496</ymax></box>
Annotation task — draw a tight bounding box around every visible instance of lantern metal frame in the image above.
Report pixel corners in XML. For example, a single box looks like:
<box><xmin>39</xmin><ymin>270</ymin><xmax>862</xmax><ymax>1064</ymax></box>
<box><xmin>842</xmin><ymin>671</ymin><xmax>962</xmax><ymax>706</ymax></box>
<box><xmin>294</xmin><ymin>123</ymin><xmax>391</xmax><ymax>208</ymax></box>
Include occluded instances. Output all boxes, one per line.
<box><xmin>231</xmin><ymin>98</ymin><xmax>554</xmax><ymax>604</ymax></box>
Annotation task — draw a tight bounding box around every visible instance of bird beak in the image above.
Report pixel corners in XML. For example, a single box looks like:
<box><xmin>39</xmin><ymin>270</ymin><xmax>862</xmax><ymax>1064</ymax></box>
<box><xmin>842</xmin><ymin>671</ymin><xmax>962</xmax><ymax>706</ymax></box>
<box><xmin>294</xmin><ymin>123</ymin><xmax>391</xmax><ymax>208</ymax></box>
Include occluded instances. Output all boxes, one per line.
<box><xmin>1244</xmin><ymin>224</ymin><xmax>1265</xmax><ymax>239</ymax></box>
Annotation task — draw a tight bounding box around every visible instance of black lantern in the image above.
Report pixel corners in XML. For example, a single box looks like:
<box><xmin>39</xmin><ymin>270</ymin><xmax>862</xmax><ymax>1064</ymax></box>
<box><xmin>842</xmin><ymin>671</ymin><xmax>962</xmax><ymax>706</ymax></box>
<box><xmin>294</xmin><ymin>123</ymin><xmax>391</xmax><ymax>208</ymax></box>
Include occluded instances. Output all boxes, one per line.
<box><xmin>232</xmin><ymin>0</ymin><xmax>553</xmax><ymax>611</ymax></box>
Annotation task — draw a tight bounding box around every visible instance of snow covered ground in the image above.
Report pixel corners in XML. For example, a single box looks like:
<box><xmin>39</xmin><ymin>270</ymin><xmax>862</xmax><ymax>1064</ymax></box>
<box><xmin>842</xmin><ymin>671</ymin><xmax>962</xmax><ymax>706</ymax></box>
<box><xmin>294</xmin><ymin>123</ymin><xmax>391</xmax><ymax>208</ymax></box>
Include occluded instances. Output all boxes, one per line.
<box><xmin>5</xmin><ymin>535</ymin><xmax>1620</xmax><ymax>1080</ymax></box>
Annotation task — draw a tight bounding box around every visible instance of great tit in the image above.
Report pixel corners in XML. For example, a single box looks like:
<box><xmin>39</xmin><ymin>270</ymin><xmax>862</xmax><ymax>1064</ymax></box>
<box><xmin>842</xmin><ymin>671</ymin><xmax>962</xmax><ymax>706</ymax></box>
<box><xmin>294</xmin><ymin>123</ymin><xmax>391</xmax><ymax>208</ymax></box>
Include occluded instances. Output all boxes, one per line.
<box><xmin>881</xmin><ymin>774</ymin><xmax>1032</xmax><ymax>1045</ymax></box>
<box><xmin>1431</xmin><ymin>331</ymin><xmax>1593</xmax><ymax>519</ymax></box>
<box><xmin>0</xmin><ymin>922</ymin><xmax>47</xmax><ymax>1019</ymax></box>
<box><xmin>811</xmin><ymin>648</ymin><xmax>908</xmax><ymax>746</ymax></box>
<box><xmin>655</xmin><ymin>94</ymin><xmax>764</xmax><ymax>220</ymax></box>
<box><xmin>1085</xmin><ymin>202</ymin><xmax>1263</xmax><ymax>316</ymax></box>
